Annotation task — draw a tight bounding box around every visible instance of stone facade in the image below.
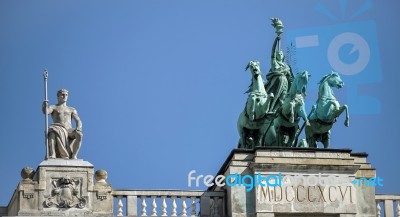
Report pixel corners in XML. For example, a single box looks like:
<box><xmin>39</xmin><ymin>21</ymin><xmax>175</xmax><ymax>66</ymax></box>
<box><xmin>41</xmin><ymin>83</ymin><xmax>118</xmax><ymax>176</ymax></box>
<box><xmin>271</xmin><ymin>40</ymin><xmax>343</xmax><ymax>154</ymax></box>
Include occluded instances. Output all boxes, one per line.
<box><xmin>2</xmin><ymin>148</ymin><xmax>386</xmax><ymax>216</ymax></box>
<box><xmin>210</xmin><ymin>147</ymin><xmax>377</xmax><ymax>217</ymax></box>
<box><xmin>6</xmin><ymin>159</ymin><xmax>112</xmax><ymax>217</ymax></box>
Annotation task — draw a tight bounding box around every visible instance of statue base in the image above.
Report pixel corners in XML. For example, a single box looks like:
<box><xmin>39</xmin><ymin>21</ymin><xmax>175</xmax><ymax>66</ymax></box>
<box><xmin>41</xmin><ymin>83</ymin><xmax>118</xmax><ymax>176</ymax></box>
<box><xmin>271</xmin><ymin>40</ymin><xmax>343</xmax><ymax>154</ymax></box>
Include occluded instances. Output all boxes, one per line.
<box><xmin>210</xmin><ymin>147</ymin><xmax>377</xmax><ymax>217</ymax></box>
<box><xmin>6</xmin><ymin>159</ymin><xmax>112</xmax><ymax>217</ymax></box>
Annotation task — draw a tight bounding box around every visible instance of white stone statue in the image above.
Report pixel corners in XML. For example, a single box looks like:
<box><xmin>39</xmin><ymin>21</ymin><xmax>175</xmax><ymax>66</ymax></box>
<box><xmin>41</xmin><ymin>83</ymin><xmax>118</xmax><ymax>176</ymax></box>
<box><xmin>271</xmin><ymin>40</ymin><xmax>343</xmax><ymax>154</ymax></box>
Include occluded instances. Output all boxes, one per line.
<box><xmin>42</xmin><ymin>89</ymin><xmax>83</xmax><ymax>159</ymax></box>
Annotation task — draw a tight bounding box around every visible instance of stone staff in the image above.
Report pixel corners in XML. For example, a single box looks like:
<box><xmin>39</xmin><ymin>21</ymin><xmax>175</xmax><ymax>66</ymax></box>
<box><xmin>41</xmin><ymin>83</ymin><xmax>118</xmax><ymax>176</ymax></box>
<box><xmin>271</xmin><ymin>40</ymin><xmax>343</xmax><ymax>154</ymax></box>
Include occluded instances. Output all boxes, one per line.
<box><xmin>43</xmin><ymin>69</ymin><xmax>49</xmax><ymax>159</ymax></box>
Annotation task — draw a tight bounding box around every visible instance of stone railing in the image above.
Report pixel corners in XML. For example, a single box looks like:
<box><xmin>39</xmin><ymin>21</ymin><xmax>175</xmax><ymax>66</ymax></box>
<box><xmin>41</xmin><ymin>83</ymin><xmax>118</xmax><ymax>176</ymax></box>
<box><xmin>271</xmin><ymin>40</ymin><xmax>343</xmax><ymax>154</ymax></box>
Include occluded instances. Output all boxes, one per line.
<box><xmin>111</xmin><ymin>190</ymin><xmax>225</xmax><ymax>217</ymax></box>
<box><xmin>0</xmin><ymin>206</ymin><xmax>7</xmax><ymax>217</ymax></box>
<box><xmin>376</xmin><ymin>194</ymin><xmax>400</xmax><ymax>217</ymax></box>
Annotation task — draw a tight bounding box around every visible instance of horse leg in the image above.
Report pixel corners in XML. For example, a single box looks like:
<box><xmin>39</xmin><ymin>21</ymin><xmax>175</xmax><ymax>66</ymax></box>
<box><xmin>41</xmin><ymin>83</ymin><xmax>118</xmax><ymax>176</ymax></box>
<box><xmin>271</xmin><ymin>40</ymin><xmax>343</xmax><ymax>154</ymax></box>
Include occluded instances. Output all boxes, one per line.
<box><xmin>264</xmin><ymin>93</ymin><xmax>274</xmax><ymax>114</ymax></box>
<box><xmin>275</xmin><ymin>126</ymin><xmax>283</xmax><ymax>147</ymax></box>
<box><xmin>343</xmin><ymin>105</ymin><xmax>349</xmax><ymax>127</ymax></box>
<box><xmin>261</xmin><ymin>120</ymin><xmax>275</xmax><ymax>146</ymax></box>
<box><xmin>289</xmin><ymin>101</ymin><xmax>295</xmax><ymax>123</ymax></box>
<box><xmin>275</xmin><ymin>90</ymin><xmax>287</xmax><ymax>112</ymax></box>
<box><xmin>237</xmin><ymin>126</ymin><xmax>245</xmax><ymax>148</ymax></box>
<box><xmin>333</xmin><ymin>105</ymin><xmax>349</xmax><ymax>127</ymax></box>
<box><xmin>279</xmin><ymin>126</ymin><xmax>293</xmax><ymax>147</ymax></box>
<box><xmin>250</xmin><ymin>96</ymin><xmax>256</xmax><ymax>121</ymax></box>
<box><xmin>287</xmin><ymin>126</ymin><xmax>296</xmax><ymax>147</ymax></box>
<box><xmin>305</xmin><ymin>126</ymin><xmax>317</xmax><ymax>148</ymax></box>
<box><xmin>237</xmin><ymin>114</ymin><xmax>247</xmax><ymax>148</ymax></box>
<box><xmin>322</xmin><ymin>131</ymin><xmax>330</xmax><ymax>149</ymax></box>
<box><xmin>306</xmin><ymin>135</ymin><xmax>317</xmax><ymax>148</ymax></box>
<box><xmin>255</xmin><ymin>129</ymin><xmax>262</xmax><ymax>148</ymax></box>
<box><xmin>246</xmin><ymin>129</ymin><xmax>255</xmax><ymax>149</ymax></box>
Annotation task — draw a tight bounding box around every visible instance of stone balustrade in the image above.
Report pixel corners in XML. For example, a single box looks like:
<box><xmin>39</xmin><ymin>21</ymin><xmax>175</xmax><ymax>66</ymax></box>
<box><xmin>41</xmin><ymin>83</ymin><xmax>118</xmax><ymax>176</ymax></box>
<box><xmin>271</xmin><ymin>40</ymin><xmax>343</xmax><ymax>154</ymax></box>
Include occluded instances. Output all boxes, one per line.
<box><xmin>0</xmin><ymin>206</ymin><xmax>6</xmax><ymax>217</ymax></box>
<box><xmin>376</xmin><ymin>194</ymin><xmax>400</xmax><ymax>217</ymax></box>
<box><xmin>111</xmin><ymin>190</ymin><xmax>225</xmax><ymax>217</ymax></box>
<box><xmin>1</xmin><ymin>150</ymin><xmax>399</xmax><ymax>217</ymax></box>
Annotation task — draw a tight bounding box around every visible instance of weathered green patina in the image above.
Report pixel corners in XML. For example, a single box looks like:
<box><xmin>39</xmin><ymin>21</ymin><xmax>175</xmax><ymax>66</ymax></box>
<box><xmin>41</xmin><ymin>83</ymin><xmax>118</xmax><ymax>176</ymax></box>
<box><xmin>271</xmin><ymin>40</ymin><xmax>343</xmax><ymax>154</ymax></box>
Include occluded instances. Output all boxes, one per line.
<box><xmin>268</xmin><ymin>71</ymin><xmax>311</xmax><ymax>147</ymax></box>
<box><xmin>305</xmin><ymin>71</ymin><xmax>350</xmax><ymax>148</ymax></box>
<box><xmin>237</xmin><ymin>19</ymin><xmax>350</xmax><ymax>149</ymax></box>
<box><xmin>237</xmin><ymin>61</ymin><xmax>273</xmax><ymax>149</ymax></box>
<box><xmin>264</xmin><ymin>18</ymin><xmax>293</xmax><ymax>114</ymax></box>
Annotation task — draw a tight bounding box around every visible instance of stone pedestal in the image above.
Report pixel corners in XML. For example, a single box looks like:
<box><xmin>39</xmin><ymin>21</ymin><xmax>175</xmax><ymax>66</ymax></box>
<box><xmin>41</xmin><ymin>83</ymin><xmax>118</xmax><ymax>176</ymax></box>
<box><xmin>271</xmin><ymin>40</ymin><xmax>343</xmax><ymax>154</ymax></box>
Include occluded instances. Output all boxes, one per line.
<box><xmin>211</xmin><ymin>147</ymin><xmax>376</xmax><ymax>217</ymax></box>
<box><xmin>7</xmin><ymin>159</ymin><xmax>112</xmax><ymax>216</ymax></box>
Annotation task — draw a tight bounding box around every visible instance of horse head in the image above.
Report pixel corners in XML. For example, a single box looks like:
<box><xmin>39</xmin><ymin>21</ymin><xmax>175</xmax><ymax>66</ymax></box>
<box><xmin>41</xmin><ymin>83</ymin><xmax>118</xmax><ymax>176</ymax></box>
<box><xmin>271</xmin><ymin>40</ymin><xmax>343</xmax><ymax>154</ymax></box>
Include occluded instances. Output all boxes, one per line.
<box><xmin>245</xmin><ymin>60</ymin><xmax>266</xmax><ymax>94</ymax></box>
<box><xmin>245</xmin><ymin>60</ymin><xmax>261</xmax><ymax>77</ymax></box>
<box><xmin>289</xmin><ymin>70</ymin><xmax>311</xmax><ymax>97</ymax></box>
<box><xmin>320</xmin><ymin>71</ymin><xmax>344</xmax><ymax>89</ymax></box>
<box><xmin>242</xmin><ymin>60</ymin><xmax>272</xmax><ymax>121</ymax></box>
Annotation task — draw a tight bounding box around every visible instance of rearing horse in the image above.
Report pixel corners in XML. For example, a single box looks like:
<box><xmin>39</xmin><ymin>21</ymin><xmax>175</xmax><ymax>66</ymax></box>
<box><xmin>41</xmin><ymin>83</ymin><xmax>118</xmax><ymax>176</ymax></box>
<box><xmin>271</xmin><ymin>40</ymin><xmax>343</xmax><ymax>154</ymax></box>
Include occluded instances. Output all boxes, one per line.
<box><xmin>237</xmin><ymin>61</ymin><xmax>274</xmax><ymax>149</ymax></box>
<box><xmin>305</xmin><ymin>71</ymin><xmax>350</xmax><ymax>148</ymax></box>
<box><xmin>271</xmin><ymin>71</ymin><xmax>311</xmax><ymax>147</ymax></box>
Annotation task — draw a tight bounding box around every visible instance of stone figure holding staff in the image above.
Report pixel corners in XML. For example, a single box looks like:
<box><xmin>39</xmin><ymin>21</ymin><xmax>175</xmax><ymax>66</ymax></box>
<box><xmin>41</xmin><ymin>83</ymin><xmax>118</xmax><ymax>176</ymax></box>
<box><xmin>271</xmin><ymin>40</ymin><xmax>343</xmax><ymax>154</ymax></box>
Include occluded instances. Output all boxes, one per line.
<box><xmin>42</xmin><ymin>87</ymin><xmax>83</xmax><ymax>159</ymax></box>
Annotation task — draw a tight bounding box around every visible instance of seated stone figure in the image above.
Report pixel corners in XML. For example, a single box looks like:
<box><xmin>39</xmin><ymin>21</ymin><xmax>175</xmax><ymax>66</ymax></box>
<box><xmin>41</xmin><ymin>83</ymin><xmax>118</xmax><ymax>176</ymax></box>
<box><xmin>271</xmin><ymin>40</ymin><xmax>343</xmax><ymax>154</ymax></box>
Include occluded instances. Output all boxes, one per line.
<box><xmin>42</xmin><ymin>89</ymin><xmax>83</xmax><ymax>159</ymax></box>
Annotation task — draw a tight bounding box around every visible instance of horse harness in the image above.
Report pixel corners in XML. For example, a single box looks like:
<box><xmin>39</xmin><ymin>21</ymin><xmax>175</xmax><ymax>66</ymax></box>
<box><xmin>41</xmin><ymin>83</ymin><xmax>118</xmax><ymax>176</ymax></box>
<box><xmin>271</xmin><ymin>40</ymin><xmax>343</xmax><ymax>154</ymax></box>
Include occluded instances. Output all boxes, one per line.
<box><xmin>244</xmin><ymin>92</ymin><xmax>269</xmax><ymax>122</ymax></box>
<box><xmin>279</xmin><ymin>111</ymin><xmax>300</xmax><ymax>123</ymax></box>
<box><xmin>314</xmin><ymin>118</ymin><xmax>337</xmax><ymax>126</ymax></box>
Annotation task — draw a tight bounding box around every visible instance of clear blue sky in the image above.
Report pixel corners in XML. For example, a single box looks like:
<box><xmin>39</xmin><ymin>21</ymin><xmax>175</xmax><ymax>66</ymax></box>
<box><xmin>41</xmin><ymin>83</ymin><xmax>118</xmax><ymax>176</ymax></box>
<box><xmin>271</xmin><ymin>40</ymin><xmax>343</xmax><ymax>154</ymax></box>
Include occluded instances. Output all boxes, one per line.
<box><xmin>1</xmin><ymin>0</ymin><xmax>399</xmax><ymax>206</ymax></box>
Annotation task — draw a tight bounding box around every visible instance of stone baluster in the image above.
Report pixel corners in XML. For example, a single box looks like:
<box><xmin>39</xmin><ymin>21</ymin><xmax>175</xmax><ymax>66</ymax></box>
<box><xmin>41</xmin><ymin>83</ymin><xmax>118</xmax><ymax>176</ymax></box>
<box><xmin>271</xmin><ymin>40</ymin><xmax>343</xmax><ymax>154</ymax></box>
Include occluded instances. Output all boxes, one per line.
<box><xmin>181</xmin><ymin>197</ymin><xmax>187</xmax><ymax>216</ymax></box>
<box><xmin>384</xmin><ymin>199</ymin><xmax>394</xmax><ymax>217</ymax></box>
<box><xmin>377</xmin><ymin>200</ymin><xmax>381</xmax><ymax>217</ymax></box>
<box><xmin>200</xmin><ymin>195</ymin><xmax>211</xmax><ymax>216</ymax></box>
<box><xmin>126</xmin><ymin>196</ymin><xmax>138</xmax><ymax>217</ymax></box>
<box><xmin>213</xmin><ymin>197</ymin><xmax>220</xmax><ymax>217</ymax></box>
<box><xmin>151</xmin><ymin>196</ymin><xmax>157</xmax><ymax>216</ymax></box>
<box><xmin>111</xmin><ymin>190</ymin><xmax>224</xmax><ymax>217</ymax></box>
<box><xmin>141</xmin><ymin>196</ymin><xmax>148</xmax><ymax>216</ymax></box>
<box><xmin>397</xmin><ymin>200</ymin><xmax>400</xmax><ymax>217</ymax></box>
<box><xmin>190</xmin><ymin>197</ymin><xmax>196</xmax><ymax>217</ymax></box>
<box><xmin>161</xmin><ymin>196</ymin><xmax>167</xmax><ymax>216</ymax></box>
<box><xmin>117</xmin><ymin>196</ymin><xmax>123</xmax><ymax>217</ymax></box>
<box><xmin>171</xmin><ymin>196</ymin><xmax>177</xmax><ymax>216</ymax></box>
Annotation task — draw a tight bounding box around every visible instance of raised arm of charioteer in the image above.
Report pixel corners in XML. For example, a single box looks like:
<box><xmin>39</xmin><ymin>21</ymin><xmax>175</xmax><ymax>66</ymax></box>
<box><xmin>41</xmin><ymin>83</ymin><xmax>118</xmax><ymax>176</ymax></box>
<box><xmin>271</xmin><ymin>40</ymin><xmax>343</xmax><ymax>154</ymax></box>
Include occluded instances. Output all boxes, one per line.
<box><xmin>270</xmin><ymin>18</ymin><xmax>284</xmax><ymax>68</ymax></box>
<box><xmin>270</xmin><ymin>37</ymin><xmax>279</xmax><ymax>69</ymax></box>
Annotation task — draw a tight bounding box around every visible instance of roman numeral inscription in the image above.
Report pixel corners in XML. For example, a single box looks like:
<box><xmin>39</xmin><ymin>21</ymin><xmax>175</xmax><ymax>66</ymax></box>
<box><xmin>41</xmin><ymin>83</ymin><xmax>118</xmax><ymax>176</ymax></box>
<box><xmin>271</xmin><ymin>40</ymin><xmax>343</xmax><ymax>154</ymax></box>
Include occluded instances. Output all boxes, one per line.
<box><xmin>257</xmin><ymin>185</ymin><xmax>354</xmax><ymax>203</ymax></box>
